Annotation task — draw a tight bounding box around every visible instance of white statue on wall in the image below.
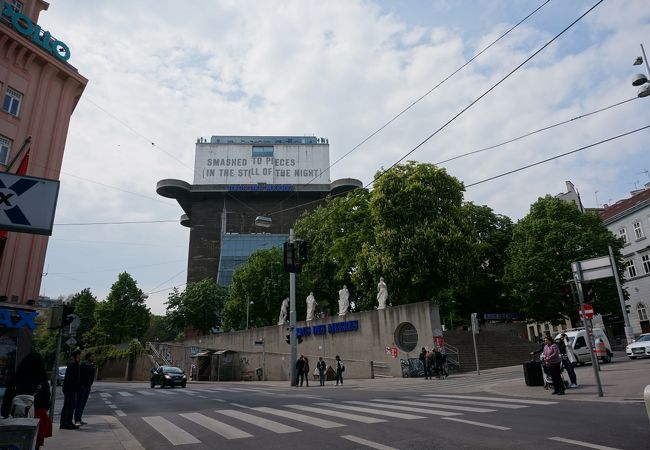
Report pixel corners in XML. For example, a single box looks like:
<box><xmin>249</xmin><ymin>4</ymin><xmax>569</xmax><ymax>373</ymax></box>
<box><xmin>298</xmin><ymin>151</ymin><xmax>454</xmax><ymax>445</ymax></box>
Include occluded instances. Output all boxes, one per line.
<box><xmin>306</xmin><ymin>292</ymin><xmax>316</xmax><ymax>321</ymax></box>
<box><xmin>278</xmin><ymin>297</ymin><xmax>289</xmax><ymax>325</ymax></box>
<box><xmin>377</xmin><ymin>277</ymin><xmax>388</xmax><ymax>310</ymax></box>
<box><xmin>338</xmin><ymin>285</ymin><xmax>350</xmax><ymax>316</ymax></box>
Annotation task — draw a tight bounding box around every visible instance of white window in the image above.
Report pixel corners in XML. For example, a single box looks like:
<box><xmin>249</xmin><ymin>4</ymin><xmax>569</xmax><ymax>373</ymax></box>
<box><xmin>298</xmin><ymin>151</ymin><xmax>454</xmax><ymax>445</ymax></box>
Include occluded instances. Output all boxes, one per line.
<box><xmin>618</xmin><ymin>227</ymin><xmax>628</xmax><ymax>244</ymax></box>
<box><xmin>638</xmin><ymin>303</ymin><xmax>648</xmax><ymax>321</ymax></box>
<box><xmin>2</xmin><ymin>87</ymin><xmax>22</xmax><ymax>116</ymax></box>
<box><xmin>625</xmin><ymin>259</ymin><xmax>637</xmax><ymax>278</ymax></box>
<box><xmin>643</xmin><ymin>254</ymin><xmax>650</xmax><ymax>274</ymax></box>
<box><xmin>633</xmin><ymin>221</ymin><xmax>644</xmax><ymax>239</ymax></box>
<box><xmin>0</xmin><ymin>135</ymin><xmax>12</xmax><ymax>165</ymax></box>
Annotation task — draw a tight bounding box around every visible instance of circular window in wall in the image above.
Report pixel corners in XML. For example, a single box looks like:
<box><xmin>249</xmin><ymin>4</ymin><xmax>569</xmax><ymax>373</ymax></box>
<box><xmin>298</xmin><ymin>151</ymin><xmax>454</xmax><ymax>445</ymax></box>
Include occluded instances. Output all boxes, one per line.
<box><xmin>394</xmin><ymin>322</ymin><xmax>419</xmax><ymax>353</ymax></box>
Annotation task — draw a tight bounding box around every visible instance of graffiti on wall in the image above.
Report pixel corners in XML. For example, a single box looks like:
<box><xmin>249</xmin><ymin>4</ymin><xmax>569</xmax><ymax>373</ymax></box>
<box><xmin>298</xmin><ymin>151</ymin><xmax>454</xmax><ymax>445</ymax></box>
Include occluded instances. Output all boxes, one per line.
<box><xmin>399</xmin><ymin>358</ymin><xmax>424</xmax><ymax>378</ymax></box>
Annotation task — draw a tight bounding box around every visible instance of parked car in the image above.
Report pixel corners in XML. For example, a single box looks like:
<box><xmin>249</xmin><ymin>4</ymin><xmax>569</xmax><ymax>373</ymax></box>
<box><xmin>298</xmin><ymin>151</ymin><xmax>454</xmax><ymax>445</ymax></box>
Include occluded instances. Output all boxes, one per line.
<box><xmin>150</xmin><ymin>365</ymin><xmax>187</xmax><ymax>388</ymax></box>
<box><xmin>56</xmin><ymin>366</ymin><xmax>66</xmax><ymax>386</ymax></box>
<box><xmin>555</xmin><ymin>328</ymin><xmax>613</xmax><ymax>364</ymax></box>
<box><xmin>626</xmin><ymin>333</ymin><xmax>650</xmax><ymax>359</ymax></box>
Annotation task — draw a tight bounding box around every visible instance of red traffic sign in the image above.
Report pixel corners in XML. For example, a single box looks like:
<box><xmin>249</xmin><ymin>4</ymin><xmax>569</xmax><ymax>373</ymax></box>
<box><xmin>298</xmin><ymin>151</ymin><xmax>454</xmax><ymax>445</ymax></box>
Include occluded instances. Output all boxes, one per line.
<box><xmin>579</xmin><ymin>304</ymin><xmax>594</xmax><ymax>319</ymax></box>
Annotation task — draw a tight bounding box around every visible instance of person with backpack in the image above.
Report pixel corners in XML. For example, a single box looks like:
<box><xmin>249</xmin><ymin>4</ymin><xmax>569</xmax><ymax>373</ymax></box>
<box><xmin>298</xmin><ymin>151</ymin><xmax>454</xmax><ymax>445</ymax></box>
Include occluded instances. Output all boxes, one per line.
<box><xmin>335</xmin><ymin>355</ymin><xmax>344</xmax><ymax>386</ymax></box>
<box><xmin>434</xmin><ymin>347</ymin><xmax>448</xmax><ymax>379</ymax></box>
<box><xmin>295</xmin><ymin>355</ymin><xmax>305</xmax><ymax>387</ymax></box>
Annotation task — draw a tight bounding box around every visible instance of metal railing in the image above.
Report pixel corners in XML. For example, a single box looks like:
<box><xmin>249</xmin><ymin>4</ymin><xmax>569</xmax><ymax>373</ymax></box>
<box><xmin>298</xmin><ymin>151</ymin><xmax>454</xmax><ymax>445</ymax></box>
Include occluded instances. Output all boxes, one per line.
<box><xmin>443</xmin><ymin>342</ymin><xmax>461</xmax><ymax>371</ymax></box>
<box><xmin>146</xmin><ymin>342</ymin><xmax>171</xmax><ymax>367</ymax></box>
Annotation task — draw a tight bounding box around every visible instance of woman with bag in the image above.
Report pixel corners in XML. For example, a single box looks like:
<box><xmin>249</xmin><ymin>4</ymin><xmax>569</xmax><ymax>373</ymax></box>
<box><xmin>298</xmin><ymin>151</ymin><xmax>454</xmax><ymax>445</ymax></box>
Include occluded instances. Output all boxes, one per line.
<box><xmin>14</xmin><ymin>352</ymin><xmax>52</xmax><ymax>449</ymax></box>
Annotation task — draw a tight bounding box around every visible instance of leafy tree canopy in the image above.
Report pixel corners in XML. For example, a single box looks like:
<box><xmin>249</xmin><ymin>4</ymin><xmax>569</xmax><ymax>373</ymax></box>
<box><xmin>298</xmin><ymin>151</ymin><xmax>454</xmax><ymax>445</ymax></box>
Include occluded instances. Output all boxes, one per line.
<box><xmin>166</xmin><ymin>278</ymin><xmax>228</xmax><ymax>335</ymax></box>
<box><xmin>504</xmin><ymin>196</ymin><xmax>624</xmax><ymax>323</ymax></box>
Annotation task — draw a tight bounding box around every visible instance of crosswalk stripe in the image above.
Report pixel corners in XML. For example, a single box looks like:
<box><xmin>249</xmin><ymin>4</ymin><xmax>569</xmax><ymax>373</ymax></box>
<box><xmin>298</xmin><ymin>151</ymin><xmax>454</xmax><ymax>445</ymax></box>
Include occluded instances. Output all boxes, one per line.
<box><xmin>99</xmin><ymin>393</ymin><xmax>111</xmax><ymax>398</ymax></box>
<box><xmin>216</xmin><ymin>409</ymin><xmax>301</xmax><ymax>433</ymax></box>
<box><xmin>315</xmin><ymin>402</ymin><xmax>426</xmax><ymax>420</ymax></box>
<box><xmin>341</xmin><ymin>435</ymin><xmax>399</xmax><ymax>450</ymax></box>
<box><xmin>157</xmin><ymin>390</ymin><xmax>177</xmax><ymax>395</ymax></box>
<box><xmin>426</xmin><ymin>394</ymin><xmax>557</xmax><ymax>405</ymax></box>
<box><xmin>115</xmin><ymin>410</ymin><xmax>126</xmax><ymax>417</ymax></box>
<box><xmin>252</xmin><ymin>407</ymin><xmax>345</xmax><ymax>428</ymax></box>
<box><xmin>180</xmin><ymin>412</ymin><xmax>252</xmax><ymax>439</ymax></box>
<box><xmin>118</xmin><ymin>392</ymin><xmax>133</xmax><ymax>397</ymax></box>
<box><xmin>441</xmin><ymin>417</ymin><xmax>511</xmax><ymax>430</ymax></box>
<box><xmin>285</xmin><ymin>404</ymin><xmax>387</xmax><ymax>423</ymax></box>
<box><xmin>136</xmin><ymin>390</ymin><xmax>156</xmax><ymax>396</ymax></box>
<box><xmin>548</xmin><ymin>437</ymin><xmax>621</xmax><ymax>450</ymax></box>
<box><xmin>143</xmin><ymin>416</ymin><xmax>201</xmax><ymax>445</ymax></box>
<box><xmin>419</xmin><ymin>397</ymin><xmax>527</xmax><ymax>409</ymax></box>
<box><xmin>345</xmin><ymin>401</ymin><xmax>461</xmax><ymax>417</ymax></box>
<box><xmin>367</xmin><ymin>399</ymin><xmax>496</xmax><ymax>413</ymax></box>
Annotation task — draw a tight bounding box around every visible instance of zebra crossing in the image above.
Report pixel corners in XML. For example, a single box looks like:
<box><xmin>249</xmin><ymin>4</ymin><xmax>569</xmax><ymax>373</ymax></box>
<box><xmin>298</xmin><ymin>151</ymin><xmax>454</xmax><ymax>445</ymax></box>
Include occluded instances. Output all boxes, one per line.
<box><xmin>137</xmin><ymin>394</ymin><xmax>557</xmax><ymax>446</ymax></box>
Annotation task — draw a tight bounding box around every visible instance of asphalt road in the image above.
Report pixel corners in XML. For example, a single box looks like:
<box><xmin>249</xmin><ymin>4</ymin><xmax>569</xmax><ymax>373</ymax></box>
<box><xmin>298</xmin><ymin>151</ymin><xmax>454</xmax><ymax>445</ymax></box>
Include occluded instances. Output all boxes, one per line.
<box><xmin>75</xmin><ymin>365</ymin><xmax>649</xmax><ymax>450</ymax></box>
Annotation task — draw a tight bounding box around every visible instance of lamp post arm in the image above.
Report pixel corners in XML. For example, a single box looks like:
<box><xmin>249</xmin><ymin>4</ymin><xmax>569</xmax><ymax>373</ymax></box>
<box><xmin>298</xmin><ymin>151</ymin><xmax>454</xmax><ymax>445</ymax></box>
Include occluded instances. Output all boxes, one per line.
<box><xmin>641</xmin><ymin>44</ymin><xmax>650</xmax><ymax>80</ymax></box>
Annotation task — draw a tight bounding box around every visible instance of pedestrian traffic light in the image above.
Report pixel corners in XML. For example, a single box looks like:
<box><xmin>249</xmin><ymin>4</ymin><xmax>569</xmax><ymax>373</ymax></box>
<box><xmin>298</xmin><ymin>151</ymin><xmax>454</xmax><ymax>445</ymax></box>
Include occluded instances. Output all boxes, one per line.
<box><xmin>284</xmin><ymin>334</ymin><xmax>303</xmax><ymax>344</ymax></box>
<box><xmin>283</xmin><ymin>242</ymin><xmax>296</xmax><ymax>272</ymax></box>
<box><xmin>62</xmin><ymin>304</ymin><xmax>75</xmax><ymax>326</ymax></box>
<box><xmin>298</xmin><ymin>240</ymin><xmax>308</xmax><ymax>264</ymax></box>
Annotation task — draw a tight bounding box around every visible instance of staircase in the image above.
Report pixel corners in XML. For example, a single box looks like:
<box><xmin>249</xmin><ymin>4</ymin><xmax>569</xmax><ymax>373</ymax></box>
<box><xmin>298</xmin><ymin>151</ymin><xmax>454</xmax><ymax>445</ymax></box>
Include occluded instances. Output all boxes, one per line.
<box><xmin>443</xmin><ymin>330</ymin><xmax>538</xmax><ymax>372</ymax></box>
<box><xmin>146</xmin><ymin>342</ymin><xmax>172</xmax><ymax>368</ymax></box>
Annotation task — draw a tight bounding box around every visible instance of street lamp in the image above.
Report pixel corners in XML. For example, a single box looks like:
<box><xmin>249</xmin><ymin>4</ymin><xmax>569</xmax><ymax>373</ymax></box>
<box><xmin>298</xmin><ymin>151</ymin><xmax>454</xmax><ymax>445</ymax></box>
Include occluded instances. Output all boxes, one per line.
<box><xmin>631</xmin><ymin>44</ymin><xmax>650</xmax><ymax>98</ymax></box>
<box><xmin>246</xmin><ymin>299</ymin><xmax>254</xmax><ymax>330</ymax></box>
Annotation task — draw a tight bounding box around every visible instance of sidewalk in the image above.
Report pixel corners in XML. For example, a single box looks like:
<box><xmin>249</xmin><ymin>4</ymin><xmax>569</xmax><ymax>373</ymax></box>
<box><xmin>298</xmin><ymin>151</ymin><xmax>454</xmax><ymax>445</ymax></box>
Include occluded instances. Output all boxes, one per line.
<box><xmin>42</xmin><ymin>358</ymin><xmax>649</xmax><ymax>449</ymax></box>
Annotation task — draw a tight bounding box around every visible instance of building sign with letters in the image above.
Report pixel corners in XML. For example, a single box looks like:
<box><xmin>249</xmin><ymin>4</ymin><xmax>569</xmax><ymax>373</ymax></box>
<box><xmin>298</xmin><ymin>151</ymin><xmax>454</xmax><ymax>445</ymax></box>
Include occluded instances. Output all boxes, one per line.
<box><xmin>0</xmin><ymin>172</ymin><xmax>60</xmax><ymax>235</ymax></box>
<box><xmin>194</xmin><ymin>143</ymin><xmax>330</xmax><ymax>185</ymax></box>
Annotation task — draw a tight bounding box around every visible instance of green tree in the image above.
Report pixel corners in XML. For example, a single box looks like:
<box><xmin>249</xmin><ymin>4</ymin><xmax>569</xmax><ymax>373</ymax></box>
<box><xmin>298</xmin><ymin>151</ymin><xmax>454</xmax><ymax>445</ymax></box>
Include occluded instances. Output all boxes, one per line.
<box><xmin>94</xmin><ymin>272</ymin><xmax>150</xmax><ymax>343</ymax></box>
<box><xmin>362</xmin><ymin>162</ymin><xmax>472</xmax><ymax>306</ymax></box>
<box><xmin>165</xmin><ymin>278</ymin><xmax>228</xmax><ymax>335</ymax></box>
<box><xmin>295</xmin><ymin>189</ymin><xmax>375</xmax><ymax>313</ymax></box>
<box><xmin>223</xmin><ymin>248</ymin><xmax>288</xmax><ymax>330</ymax></box>
<box><xmin>504</xmin><ymin>196</ymin><xmax>624</xmax><ymax>323</ymax></box>
<box><xmin>32</xmin><ymin>313</ymin><xmax>58</xmax><ymax>368</ymax></box>
<box><xmin>142</xmin><ymin>314</ymin><xmax>180</xmax><ymax>343</ymax></box>
<box><xmin>68</xmin><ymin>288</ymin><xmax>97</xmax><ymax>341</ymax></box>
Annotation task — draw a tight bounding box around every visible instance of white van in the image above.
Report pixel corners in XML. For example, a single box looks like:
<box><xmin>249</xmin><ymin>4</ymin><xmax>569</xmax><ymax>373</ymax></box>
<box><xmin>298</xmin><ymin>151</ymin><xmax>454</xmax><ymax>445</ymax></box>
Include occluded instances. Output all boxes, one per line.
<box><xmin>555</xmin><ymin>328</ymin><xmax>613</xmax><ymax>364</ymax></box>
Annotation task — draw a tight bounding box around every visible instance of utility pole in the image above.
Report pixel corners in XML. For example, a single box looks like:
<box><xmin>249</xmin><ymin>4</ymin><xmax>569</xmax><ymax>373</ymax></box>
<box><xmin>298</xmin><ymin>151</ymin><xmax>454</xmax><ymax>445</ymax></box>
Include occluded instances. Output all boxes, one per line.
<box><xmin>289</xmin><ymin>228</ymin><xmax>297</xmax><ymax>387</ymax></box>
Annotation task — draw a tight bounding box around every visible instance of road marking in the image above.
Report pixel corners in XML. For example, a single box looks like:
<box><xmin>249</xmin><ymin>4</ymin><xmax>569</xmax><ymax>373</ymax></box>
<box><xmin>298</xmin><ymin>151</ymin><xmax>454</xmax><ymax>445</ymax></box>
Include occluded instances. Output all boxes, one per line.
<box><xmin>216</xmin><ymin>409</ymin><xmax>301</xmax><ymax>433</ymax></box>
<box><xmin>115</xmin><ymin>410</ymin><xmax>126</xmax><ymax>417</ymax></box>
<box><xmin>118</xmin><ymin>391</ymin><xmax>133</xmax><ymax>397</ymax></box>
<box><xmin>157</xmin><ymin>390</ymin><xmax>176</xmax><ymax>395</ymax></box>
<box><xmin>441</xmin><ymin>417</ymin><xmax>511</xmax><ymax>430</ymax></box>
<box><xmin>548</xmin><ymin>437</ymin><xmax>621</xmax><ymax>450</ymax></box>
<box><xmin>109</xmin><ymin>405</ymin><xmax>117</xmax><ymax>409</ymax></box>
<box><xmin>143</xmin><ymin>416</ymin><xmax>201</xmax><ymax>445</ymax></box>
<box><xmin>253</xmin><ymin>407</ymin><xmax>345</xmax><ymax>428</ymax></box>
<box><xmin>99</xmin><ymin>393</ymin><xmax>111</xmax><ymax>398</ymax></box>
<box><xmin>229</xmin><ymin>403</ymin><xmax>250</xmax><ymax>409</ymax></box>
<box><xmin>345</xmin><ymin>400</ymin><xmax>461</xmax><ymax>417</ymax></box>
<box><xmin>198</xmin><ymin>395</ymin><xmax>209</xmax><ymax>399</ymax></box>
<box><xmin>372</xmin><ymin>399</ymin><xmax>495</xmax><ymax>413</ymax></box>
<box><xmin>213</xmin><ymin>398</ymin><xmax>226</xmax><ymax>403</ymax></box>
<box><xmin>426</xmin><ymin>394</ymin><xmax>557</xmax><ymax>405</ymax></box>
<box><xmin>316</xmin><ymin>402</ymin><xmax>425</xmax><ymax>420</ymax></box>
<box><xmin>180</xmin><ymin>412</ymin><xmax>252</xmax><ymax>439</ymax></box>
<box><xmin>419</xmin><ymin>397</ymin><xmax>527</xmax><ymax>409</ymax></box>
<box><xmin>136</xmin><ymin>390</ymin><xmax>156</xmax><ymax>396</ymax></box>
<box><xmin>341</xmin><ymin>435</ymin><xmax>399</xmax><ymax>450</ymax></box>
<box><xmin>285</xmin><ymin>404</ymin><xmax>387</xmax><ymax>423</ymax></box>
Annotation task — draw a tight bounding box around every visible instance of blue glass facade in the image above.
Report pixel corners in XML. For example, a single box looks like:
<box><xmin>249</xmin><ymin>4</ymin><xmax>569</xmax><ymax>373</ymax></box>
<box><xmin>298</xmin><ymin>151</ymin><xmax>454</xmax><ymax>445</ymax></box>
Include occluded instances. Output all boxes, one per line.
<box><xmin>217</xmin><ymin>234</ymin><xmax>288</xmax><ymax>286</ymax></box>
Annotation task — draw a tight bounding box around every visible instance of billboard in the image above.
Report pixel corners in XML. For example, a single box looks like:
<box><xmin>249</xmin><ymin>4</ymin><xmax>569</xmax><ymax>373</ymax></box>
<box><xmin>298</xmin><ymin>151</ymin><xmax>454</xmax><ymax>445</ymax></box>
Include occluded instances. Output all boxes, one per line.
<box><xmin>0</xmin><ymin>172</ymin><xmax>59</xmax><ymax>235</ymax></box>
<box><xmin>193</xmin><ymin>143</ymin><xmax>330</xmax><ymax>185</ymax></box>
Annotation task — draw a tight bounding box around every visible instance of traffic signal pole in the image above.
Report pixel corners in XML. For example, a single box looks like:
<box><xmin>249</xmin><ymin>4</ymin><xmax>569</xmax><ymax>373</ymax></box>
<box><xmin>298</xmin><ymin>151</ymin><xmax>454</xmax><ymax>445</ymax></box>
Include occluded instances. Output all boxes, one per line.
<box><xmin>289</xmin><ymin>228</ymin><xmax>297</xmax><ymax>387</ymax></box>
<box><xmin>49</xmin><ymin>326</ymin><xmax>63</xmax><ymax>418</ymax></box>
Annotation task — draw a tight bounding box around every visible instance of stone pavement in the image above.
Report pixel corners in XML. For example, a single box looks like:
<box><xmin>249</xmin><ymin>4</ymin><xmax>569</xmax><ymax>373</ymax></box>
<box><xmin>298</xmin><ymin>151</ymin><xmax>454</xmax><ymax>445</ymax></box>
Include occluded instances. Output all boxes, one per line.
<box><xmin>42</xmin><ymin>356</ymin><xmax>650</xmax><ymax>449</ymax></box>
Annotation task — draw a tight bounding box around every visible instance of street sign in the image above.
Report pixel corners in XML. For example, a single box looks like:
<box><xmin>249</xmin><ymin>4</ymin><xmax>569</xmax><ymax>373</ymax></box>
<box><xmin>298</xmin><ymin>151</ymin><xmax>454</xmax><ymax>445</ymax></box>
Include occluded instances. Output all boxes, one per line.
<box><xmin>579</xmin><ymin>303</ymin><xmax>595</xmax><ymax>320</ymax></box>
<box><xmin>65</xmin><ymin>337</ymin><xmax>77</xmax><ymax>347</ymax></box>
<box><xmin>0</xmin><ymin>172</ymin><xmax>60</xmax><ymax>235</ymax></box>
<box><xmin>572</xmin><ymin>256</ymin><xmax>613</xmax><ymax>281</ymax></box>
<box><xmin>471</xmin><ymin>312</ymin><xmax>479</xmax><ymax>334</ymax></box>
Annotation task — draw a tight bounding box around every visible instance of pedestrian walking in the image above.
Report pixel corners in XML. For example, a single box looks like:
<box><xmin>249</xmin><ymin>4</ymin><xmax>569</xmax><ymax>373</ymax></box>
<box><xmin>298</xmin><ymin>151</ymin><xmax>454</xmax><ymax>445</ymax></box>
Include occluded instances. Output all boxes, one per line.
<box><xmin>60</xmin><ymin>349</ymin><xmax>82</xmax><ymax>429</ymax></box>
<box><xmin>296</xmin><ymin>355</ymin><xmax>305</xmax><ymax>386</ymax></box>
<box><xmin>335</xmin><ymin>355</ymin><xmax>344</xmax><ymax>386</ymax></box>
<box><xmin>11</xmin><ymin>352</ymin><xmax>52</xmax><ymax>448</ymax></box>
<box><xmin>303</xmin><ymin>356</ymin><xmax>310</xmax><ymax>387</ymax></box>
<box><xmin>434</xmin><ymin>347</ymin><xmax>448</xmax><ymax>379</ymax></box>
<box><xmin>558</xmin><ymin>333</ymin><xmax>578</xmax><ymax>388</ymax></box>
<box><xmin>317</xmin><ymin>357</ymin><xmax>327</xmax><ymax>386</ymax></box>
<box><xmin>542</xmin><ymin>336</ymin><xmax>565</xmax><ymax>395</ymax></box>
<box><xmin>419</xmin><ymin>347</ymin><xmax>432</xmax><ymax>380</ymax></box>
<box><xmin>75</xmin><ymin>352</ymin><xmax>96</xmax><ymax>426</ymax></box>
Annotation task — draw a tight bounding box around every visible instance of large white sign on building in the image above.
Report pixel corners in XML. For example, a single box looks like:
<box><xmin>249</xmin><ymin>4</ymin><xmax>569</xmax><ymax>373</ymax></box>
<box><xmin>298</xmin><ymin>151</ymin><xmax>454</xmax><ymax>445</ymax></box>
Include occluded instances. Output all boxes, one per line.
<box><xmin>193</xmin><ymin>143</ymin><xmax>330</xmax><ymax>185</ymax></box>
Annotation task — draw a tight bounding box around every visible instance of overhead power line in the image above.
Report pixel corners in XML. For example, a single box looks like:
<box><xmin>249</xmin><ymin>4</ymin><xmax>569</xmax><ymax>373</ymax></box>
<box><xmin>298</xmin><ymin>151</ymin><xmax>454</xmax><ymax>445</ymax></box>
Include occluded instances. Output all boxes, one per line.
<box><xmin>465</xmin><ymin>125</ymin><xmax>650</xmax><ymax>188</ymax></box>
<box><xmin>54</xmin><ymin>219</ymin><xmax>178</xmax><ymax>226</ymax></box>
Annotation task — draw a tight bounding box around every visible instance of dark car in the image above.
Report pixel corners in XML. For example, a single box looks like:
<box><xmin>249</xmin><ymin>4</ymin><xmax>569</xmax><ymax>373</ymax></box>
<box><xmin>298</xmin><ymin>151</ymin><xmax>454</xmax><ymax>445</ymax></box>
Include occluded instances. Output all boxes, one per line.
<box><xmin>150</xmin><ymin>365</ymin><xmax>187</xmax><ymax>388</ymax></box>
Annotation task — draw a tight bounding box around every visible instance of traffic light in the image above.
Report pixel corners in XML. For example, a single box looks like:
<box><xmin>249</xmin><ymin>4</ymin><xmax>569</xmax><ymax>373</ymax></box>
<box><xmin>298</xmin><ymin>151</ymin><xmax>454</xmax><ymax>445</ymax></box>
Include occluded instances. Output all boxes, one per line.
<box><xmin>298</xmin><ymin>240</ymin><xmax>308</xmax><ymax>264</ymax></box>
<box><xmin>62</xmin><ymin>304</ymin><xmax>75</xmax><ymax>326</ymax></box>
<box><xmin>284</xmin><ymin>334</ymin><xmax>303</xmax><ymax>344</ymax></box>
<box><xmin>584</xmin><ymin>282</ymin><xmax>596</xmax><ymax>303</ymax></box>
<box><xmin>283</xmin><ymin>242</ymin><xmax>296</xmax><ymax>272</ymax></box>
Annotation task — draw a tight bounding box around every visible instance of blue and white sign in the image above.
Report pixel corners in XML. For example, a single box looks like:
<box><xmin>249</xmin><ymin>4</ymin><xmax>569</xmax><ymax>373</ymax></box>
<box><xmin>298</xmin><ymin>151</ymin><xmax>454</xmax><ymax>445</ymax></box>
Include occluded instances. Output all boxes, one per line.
<box><xmin>0</xmin><ymin>172</ymin><xmax>59</xmax><ymax>235</ymax></box>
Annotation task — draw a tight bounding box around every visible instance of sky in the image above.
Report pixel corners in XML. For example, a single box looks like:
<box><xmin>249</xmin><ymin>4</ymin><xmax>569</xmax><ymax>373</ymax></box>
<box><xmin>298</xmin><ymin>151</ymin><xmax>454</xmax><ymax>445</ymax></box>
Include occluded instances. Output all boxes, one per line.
<box><xmin>36</xmin><ymin>0</ymin><xmax>650</xmax><ymax>315</ymax></box>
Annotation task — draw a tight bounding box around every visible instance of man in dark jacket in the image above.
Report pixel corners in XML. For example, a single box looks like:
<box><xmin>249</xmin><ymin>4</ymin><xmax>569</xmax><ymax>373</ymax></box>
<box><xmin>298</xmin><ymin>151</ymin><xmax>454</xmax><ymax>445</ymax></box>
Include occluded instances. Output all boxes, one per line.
<box><xmin>60</xmin><ymin>350</ymin><xmax>81</xmax><ymax>430</ymax></box>
<box><xmin>75</xmin><ymin>352</ymin><xmax>95</xmax><ymax>426</ymax></box>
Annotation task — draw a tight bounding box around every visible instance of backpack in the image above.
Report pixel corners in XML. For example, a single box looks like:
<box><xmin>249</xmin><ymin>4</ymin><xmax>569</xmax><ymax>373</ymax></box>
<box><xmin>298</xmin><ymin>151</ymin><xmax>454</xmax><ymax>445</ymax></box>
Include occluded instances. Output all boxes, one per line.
<box><xmin>11</xmin><ymin>394</ymin><xmax>35</xmax><ymax>418</ymax></box>
<box><xmin>340</xmin><ymin>364</ymin><xmax>345</xmax><ymax>373</ymax></box>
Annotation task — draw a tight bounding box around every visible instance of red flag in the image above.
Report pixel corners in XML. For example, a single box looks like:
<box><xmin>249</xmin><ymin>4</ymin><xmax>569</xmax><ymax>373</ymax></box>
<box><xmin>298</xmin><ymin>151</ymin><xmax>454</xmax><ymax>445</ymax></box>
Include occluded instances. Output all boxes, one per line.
<box><xmin>16</xmin><ymin>149</ymin><xmax>29</xmax><ymax>175</ymax></box>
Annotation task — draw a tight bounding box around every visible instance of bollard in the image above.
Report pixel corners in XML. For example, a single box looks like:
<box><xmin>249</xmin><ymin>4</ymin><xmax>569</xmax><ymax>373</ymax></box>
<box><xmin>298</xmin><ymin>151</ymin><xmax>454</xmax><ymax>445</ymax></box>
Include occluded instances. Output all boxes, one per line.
<box><xmin>645</xmin><ymin>385</ymin><xmax>650</xmax><ymax>425</ymax></box>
